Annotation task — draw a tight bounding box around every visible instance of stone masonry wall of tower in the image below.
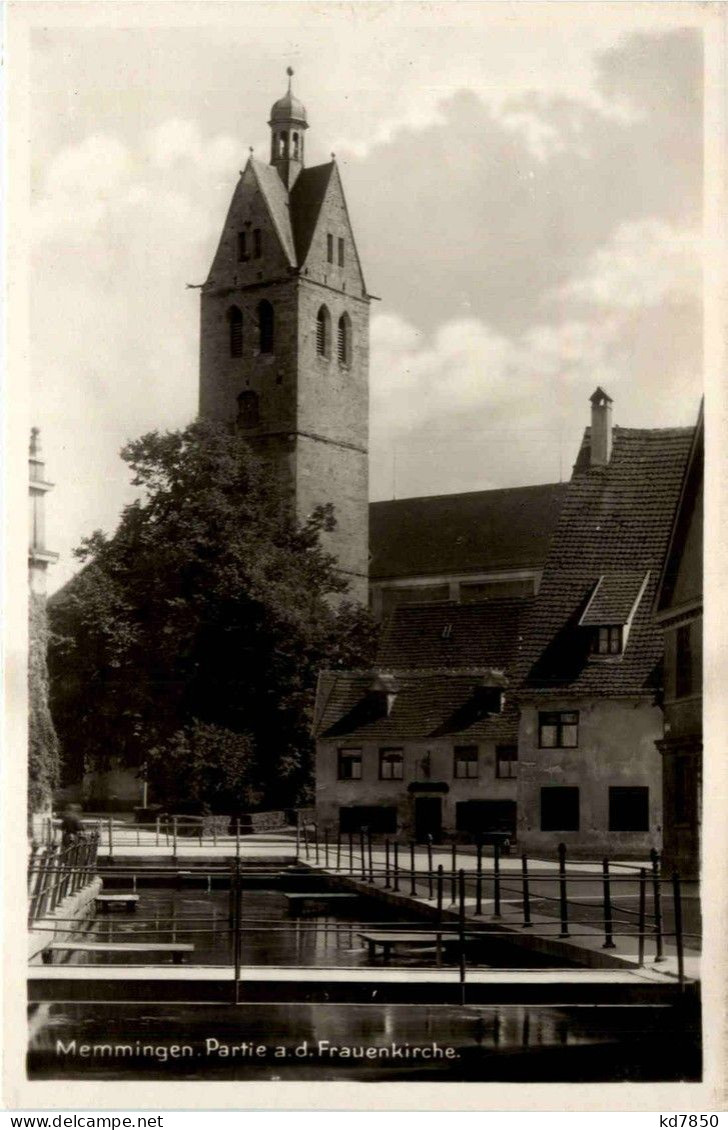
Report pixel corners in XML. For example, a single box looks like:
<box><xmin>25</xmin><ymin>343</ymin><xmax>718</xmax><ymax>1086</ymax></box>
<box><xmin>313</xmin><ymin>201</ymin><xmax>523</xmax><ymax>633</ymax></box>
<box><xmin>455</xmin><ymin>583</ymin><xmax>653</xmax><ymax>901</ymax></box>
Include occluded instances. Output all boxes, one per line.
<box><xmin>198</xmin><ymin>75</ymin><xmax>370</xmax><ymax>604</ymax></box>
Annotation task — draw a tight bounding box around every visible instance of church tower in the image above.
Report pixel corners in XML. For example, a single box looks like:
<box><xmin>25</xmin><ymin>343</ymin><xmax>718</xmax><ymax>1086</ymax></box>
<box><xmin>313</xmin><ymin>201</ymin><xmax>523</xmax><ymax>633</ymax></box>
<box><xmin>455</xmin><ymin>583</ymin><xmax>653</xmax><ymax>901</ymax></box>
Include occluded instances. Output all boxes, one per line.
<box><xmin>199</xmin><ymin>70</ymin><xmax>369</xmax><ymax>603</ymax></box>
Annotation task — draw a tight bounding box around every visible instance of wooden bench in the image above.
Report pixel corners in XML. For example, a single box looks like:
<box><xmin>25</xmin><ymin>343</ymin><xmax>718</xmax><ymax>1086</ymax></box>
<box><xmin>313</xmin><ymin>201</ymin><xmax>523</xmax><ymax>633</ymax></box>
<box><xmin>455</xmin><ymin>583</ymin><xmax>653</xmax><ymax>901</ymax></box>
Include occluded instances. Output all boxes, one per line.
<box><xmin>95</xmin><ymin>894</ymin><xmax>139</xmax><ymax>912</ymax></box>
<box><xmin>358</xmin><ymin>931</ymin><xmax>461</xmax><ymax>965</ymax></box>
<box><xmin>42</xmin><ymin>942</ymin><xmax>194</xmax><ymax>965</ymax></box>
<box><xmin>284</xmin><ymin>892</ymin><xmax>359</xmax><ymax>914</ymax></box>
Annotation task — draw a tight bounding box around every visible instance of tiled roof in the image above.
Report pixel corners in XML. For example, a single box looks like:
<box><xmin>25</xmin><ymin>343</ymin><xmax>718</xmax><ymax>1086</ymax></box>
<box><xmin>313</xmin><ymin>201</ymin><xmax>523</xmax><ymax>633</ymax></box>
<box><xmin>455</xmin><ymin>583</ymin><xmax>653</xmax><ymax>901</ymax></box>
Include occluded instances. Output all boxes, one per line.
<box><xmin>250</xmin><ymin>160</ymin><xmax>297</xmax><ymax>267</ymax></box>
<box><xmin>378</xmin><ymin>597</ymin><xmax>532</xmax><ymax>670</ymax></box>
<box><xmin>369</xmin><ymin>482</ymin><xmax>566</xmax><ymax>581</ymax></box>
<box><xmin>314</xmin><ymin>669</ymin><xmax>519</xmax><ymax>742</ymax></box>
<box><xmin>519</xmin><ymin>426</ymin><xmax>694</xmax><ymax>696</ymax></box>
<box><xmin>289</xmin><ymin>162</ymin><xmax>335</xmax><ymax>265</ymax></box>
<box><xmin>579</xmin><ymin>570</ymin><xmax>649</xmax><ymax>626</ymax></box>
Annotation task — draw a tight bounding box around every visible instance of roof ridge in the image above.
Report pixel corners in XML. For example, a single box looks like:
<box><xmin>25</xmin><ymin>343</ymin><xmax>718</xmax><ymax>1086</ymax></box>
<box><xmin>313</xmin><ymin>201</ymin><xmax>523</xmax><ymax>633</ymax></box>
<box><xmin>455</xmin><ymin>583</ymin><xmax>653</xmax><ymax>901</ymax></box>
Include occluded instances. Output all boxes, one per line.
<box><xmin>371</xmin><ymin>480</ymin><xmax>565</xmax><ymax>508</ymax></box>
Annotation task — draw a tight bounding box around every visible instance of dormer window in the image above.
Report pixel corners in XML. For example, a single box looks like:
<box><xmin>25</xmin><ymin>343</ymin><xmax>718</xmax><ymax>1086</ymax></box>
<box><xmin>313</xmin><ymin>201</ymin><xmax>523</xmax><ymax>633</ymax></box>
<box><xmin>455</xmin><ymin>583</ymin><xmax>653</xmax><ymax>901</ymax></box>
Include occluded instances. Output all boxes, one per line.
<box><xmin>592</xmin><ymin>626</ymin><xmax>622</xmax><ymax>655</ymax></box>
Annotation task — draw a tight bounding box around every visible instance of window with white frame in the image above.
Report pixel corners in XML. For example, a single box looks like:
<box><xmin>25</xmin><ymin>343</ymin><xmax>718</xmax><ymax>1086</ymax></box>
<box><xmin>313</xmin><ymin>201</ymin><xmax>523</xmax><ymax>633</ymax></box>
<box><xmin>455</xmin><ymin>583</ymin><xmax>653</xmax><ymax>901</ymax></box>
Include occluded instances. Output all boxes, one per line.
<box><xmin>454</xmin><ymin>745</ymin><xmax>478</xmax><ymax>779</ymax></box>
<box><xmin>337</xmin><ymin>748</ymin><xmax>362</xmax><ymax>781</ymax></box>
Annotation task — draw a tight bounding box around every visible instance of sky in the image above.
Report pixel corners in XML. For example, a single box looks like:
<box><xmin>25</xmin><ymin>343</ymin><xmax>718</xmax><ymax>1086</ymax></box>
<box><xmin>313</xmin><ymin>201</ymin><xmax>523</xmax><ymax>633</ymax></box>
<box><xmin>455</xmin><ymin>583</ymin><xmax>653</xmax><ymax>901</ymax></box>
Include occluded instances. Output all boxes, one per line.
<box><xmin>24</xmin><ymin>4</ymin><xmax>705</xmax><ymax>592</ymax></box>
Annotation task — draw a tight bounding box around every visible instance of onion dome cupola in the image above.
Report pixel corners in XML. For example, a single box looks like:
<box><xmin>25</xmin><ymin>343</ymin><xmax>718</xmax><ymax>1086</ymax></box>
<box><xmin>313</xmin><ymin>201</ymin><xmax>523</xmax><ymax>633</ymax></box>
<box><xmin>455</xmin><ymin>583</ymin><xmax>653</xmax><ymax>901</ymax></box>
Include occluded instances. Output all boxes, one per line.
<box><xmin>268</xmin><ymin>67</ymin><xmax>308</xmax><ymax>190</ymax></box>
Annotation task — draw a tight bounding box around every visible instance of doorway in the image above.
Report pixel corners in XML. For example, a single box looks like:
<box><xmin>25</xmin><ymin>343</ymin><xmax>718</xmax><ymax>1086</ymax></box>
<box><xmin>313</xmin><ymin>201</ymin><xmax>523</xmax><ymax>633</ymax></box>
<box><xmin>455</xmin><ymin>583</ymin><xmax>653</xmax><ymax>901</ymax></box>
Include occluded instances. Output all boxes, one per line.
<box><xmin>414</xmin><ymin>797</ymin><xmax>442</xmax><ymax>843</ymax></box>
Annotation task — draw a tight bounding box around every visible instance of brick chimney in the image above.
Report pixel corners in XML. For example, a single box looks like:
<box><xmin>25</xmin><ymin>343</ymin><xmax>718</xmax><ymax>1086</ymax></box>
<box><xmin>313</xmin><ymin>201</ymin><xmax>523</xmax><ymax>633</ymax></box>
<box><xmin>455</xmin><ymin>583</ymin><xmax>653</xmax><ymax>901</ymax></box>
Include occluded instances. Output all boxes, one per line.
<box><xmin>590</xmin><ymin>387</ymin><xmax>613</xmax><ymax>466</ymax></box>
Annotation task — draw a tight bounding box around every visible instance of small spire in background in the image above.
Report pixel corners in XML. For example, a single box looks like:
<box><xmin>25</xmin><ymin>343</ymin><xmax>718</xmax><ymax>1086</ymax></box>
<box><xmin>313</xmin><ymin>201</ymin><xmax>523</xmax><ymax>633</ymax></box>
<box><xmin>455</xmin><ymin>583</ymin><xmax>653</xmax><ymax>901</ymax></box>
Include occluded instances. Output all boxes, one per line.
<box><xmin>30</xmin><ymin>426</ymin><xmax>41</xmax><ymax>458</ymax></box>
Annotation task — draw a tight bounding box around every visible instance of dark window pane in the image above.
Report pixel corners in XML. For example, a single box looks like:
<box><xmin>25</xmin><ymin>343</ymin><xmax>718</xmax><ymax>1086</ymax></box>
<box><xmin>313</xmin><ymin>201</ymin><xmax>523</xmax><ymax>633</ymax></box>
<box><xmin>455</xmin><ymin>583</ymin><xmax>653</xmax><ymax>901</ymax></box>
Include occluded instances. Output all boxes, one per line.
<box><xmin>338</xmin><ymin>237</ymin><xmax>345</xmax><ymax>266</ymax></box>
<box><xmin>258</xmin><ymin>300</ymin><xmax>274</xmax><ymax>353</ymax></box>
<box><xmin>327</xmin><ymin>233</ymin><xmax>334</xmax><ymax>263</ymax></box>
<box><xmin>609</xmin><ymin>786</ymin><xmax>649</xmax><ymax>832</ymax></box>
<box><xmin>339</xmin><ymin>806</ymin><xmax>397</xmax><ymax>834</ymax></box>
<box><xmin>540</xmin><ymin>787</ymin><xmax>579</xmax><ymax>831</ymax></box>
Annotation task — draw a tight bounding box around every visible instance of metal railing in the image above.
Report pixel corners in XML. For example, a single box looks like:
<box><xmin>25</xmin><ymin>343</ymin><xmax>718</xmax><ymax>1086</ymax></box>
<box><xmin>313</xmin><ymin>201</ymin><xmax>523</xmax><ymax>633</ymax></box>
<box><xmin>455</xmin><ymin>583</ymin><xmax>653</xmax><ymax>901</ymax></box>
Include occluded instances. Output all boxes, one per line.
<box><xmin>27</xmin><ymin>831</ymin><xmax>100</xmax><ymax>926</ymax></box>
<box><xmin>40</xmin><ymin>815</ymin><xmax>298</xmax><ymax>858</ymax></box>
<box><xmin>296</xmin><ymin>826</ymin><xmax>699</xmax><ymax>981</ymax></box>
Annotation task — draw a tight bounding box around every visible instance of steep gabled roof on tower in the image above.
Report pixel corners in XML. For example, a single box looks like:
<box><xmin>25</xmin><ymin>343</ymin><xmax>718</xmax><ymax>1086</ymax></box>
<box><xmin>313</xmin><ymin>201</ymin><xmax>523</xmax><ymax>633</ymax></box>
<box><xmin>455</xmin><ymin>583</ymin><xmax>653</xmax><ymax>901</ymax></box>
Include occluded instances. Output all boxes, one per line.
<box><xmin>289</xmin><ymin>161</ymin><xmax>336</xmax><ymax>264</ymax></box>
<box><xmin>249</xmin><ymin>159</ymin><xmax>297</xmax><ymax>267</ymax></box>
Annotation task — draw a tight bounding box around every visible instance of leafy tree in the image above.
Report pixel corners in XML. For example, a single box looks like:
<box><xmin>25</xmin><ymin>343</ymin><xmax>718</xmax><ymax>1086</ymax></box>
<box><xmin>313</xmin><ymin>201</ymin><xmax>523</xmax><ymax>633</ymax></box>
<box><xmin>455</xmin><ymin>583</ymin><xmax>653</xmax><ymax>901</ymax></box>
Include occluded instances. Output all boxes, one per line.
<box><xmin>145</xmin><ymin>721</ymin><xmax>260</xmax><ymax>813</ymax></box>
<box><xmin>29</xmin><ymin>594</ymin><xmax>61</xmax><ymax>820</ymax></box>
<box><xmin>48</xmin><ymin>420</ymin><xmax>378</xmax><ymax>808</ymax></box>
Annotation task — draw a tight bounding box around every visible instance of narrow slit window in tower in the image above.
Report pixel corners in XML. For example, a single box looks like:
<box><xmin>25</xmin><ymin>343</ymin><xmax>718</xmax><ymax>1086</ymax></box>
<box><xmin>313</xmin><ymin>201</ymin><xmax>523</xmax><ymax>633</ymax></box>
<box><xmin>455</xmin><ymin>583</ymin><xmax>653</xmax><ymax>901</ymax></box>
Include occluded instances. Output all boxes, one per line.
<box><xmin>228</xmin><ymin>306</ymin><xmax>243</xmax><ymax>357</ymax></box>
<box><xmin>258</xmin><ymin>300</ymin><xmax>274</xmax><ymax>353</ymax></box>
<box><xmin>327</xmin><ymin>233</ymin><xmax>334</xmax><ymax>263</ymax></box>
<box><xmin>237</xmin><ymin>232</ymin><xmax>247</xmax><ymax>261</ymax></box>
<box><xmin>253</xmin><ymin>229</ymin><xmax>262</xmax><ymax>259</ymax></box>
<box><xmin>338</xmin><ymin>237</ymin><xmax>345</xmax><ymax>266</ymax></box>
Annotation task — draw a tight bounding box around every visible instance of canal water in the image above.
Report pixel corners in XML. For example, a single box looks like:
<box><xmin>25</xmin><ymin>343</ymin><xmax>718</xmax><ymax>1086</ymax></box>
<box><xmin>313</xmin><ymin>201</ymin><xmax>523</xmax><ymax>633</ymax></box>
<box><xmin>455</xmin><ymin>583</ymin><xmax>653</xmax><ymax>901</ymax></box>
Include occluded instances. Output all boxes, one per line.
<box><xmin>28</xmin><ymin>1000</ymin><xmax>700</xmax><ymax>1081</ymax></box>
<box><xmin>31</xmin><ymin>886</ymin><xmax>573</xmax><ymax>968</ymax></box>
<box><xmin>28</xmin><ymin>886</ymin><xmax>701</xmax><ymax>1081</ymax></box>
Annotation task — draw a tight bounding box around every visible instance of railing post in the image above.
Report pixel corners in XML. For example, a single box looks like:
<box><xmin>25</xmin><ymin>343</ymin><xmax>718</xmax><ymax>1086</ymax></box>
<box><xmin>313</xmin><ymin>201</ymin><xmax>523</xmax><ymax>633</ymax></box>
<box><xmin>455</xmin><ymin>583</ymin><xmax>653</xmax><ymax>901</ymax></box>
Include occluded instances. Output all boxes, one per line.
<box><xmin>451</xmin><ymin>840</ymin><xmax>457</xmax><ymax>904</ymax></box>
<box><xmin>324</xmin><ymin>829</ymin><xmax>329</xmax><ymax>869</ymax></box>
<box><xmin>427</xmin><ymin>835</ymin><xmax>434</xmax><ymax>899</ymax></box>
<box><xmin>393</xmin><ymin>840</ymin><xmax>400</xmax><ymax>892</ymax></box>
<box><xmin>367</xmin><ymin>829</ymin><xmax>374</xmax><ymax>883</ymax></box>
<box><xmin>295</xmin><ymin>817</ymin><xmax>300</xmax><ymax>861</ymax></box>
<box><xmin>360</xmin><ymin>829</ymin><xmax>366</xmax><ymax>880</ymax></box>
<box><xmin>558</xmin><ymin>842</ymin><xmax>569</xmax><ymax>938</ymax></box>
<box><xmin>107</xmin><ymin>816</ymin><xmax>114</xmax><ymax>860</ymax></box>
<box><xmin>348</xmin><ymin>832</ymin><xmax>354</xmax><ymax>875</ymax></box>
<box><xmin>302</xmin><ymin>821</ymin><xmax>309</xmax><ymax>860</ymax></box>
<box><xmin>602</xmin><ymin>858</ymin><xmax>616</xmax><ymax>949</ymax></box>
<box><xmin>637</xmin><ymin>867</ymin><xmax>647</xmax><ymax>966</ymax></box>
<box><xmin>410</xmin><ymin>841</ymin><xmax>416</xmax><ymax>896</ymax></box>
<box><xmin>228</xmin><ymin>862</ymin><xmax>235</xmax><ymax>926</ymax></box>
<box><xmin>458</xmin><ymin>869</ymin><xmax>466</xmax><ymax>995</ymax></box>
<box><xmin>314</xmin><ymin>824</ymin><xmax>320</xmax><ymax>866</ymax></box>
<box><xmin>436</xmin><ymin>864</ymin><xmax>444</xmax><ymax>922</ymax></box>
<box><xmin>651</xmin><ymin>848</ymin><xmax>664</xmax><ymax>962</ymax></box>
<box><xmin>336</xmin><ymin>830</ymin><xmax>341</xmax><ymax>872</ymax></box>
<box><xmin>233</xmin><ymin>860</ymin><xmax>242</xmax><ymax>1005</ymax></box>
<box><xmin>172</xmin><ymin>816</ymin><xmax>178</xmax><ymax>862</ymax></box>
<box><xmin>672</xmin><ymin>872</ymin><xmax>685</xmax><ymax>990</ymax></box>
<box><xmin>475</xmin><ymin>839</ymin><xmax>483</xmax><ymax>915</ymax></box>
<box><xmin>493</xmin><ymin>839</ymin><xmax>502</xmax><ymax>919</ymax></box>
<box><xmin>522</xmin><ymin>853</ymin><xmax>532</xmax><ymax>927</ymax></box>
<box><xmin>384</xmin><ymin>839</ymin><xmax>390</xmax><ymax>888</ymax></box>
<box><xmin>155</xmin><ymin>816</ymin><xmax>160</xmax><ymax>847</ymax></box>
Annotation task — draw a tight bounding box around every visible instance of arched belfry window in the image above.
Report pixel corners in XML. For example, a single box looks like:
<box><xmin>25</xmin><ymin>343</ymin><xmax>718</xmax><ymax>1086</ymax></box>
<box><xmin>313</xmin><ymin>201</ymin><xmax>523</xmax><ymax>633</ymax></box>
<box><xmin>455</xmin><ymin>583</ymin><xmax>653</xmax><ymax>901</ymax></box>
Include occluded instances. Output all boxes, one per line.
<box><xmin>316</xmin><ymin>306</ymin><xmax>331</xmax><ymax>358</ymax></box>
<box><xmin>292</xmin><ymin>132</ymin><xmax>300</xmax><ymax>159</ymax></box>
<box><xmin>278</xmin><ymin>131</ymin><xmax>288</xmax><ymax>158</ymax></box>
<box><xmin>338</xmin><ymin>312</ymin><xmax>351</xmax><ymax>366</ymax></box>
<box><xmin>228</xmin><ymin>306</ymin><xmax>243</xmax><ymax>358</ymax></box>
<box><xmin>258</xmin><ymin>300</ymin><xmax>274</xmax><ymax>353</ymax></box>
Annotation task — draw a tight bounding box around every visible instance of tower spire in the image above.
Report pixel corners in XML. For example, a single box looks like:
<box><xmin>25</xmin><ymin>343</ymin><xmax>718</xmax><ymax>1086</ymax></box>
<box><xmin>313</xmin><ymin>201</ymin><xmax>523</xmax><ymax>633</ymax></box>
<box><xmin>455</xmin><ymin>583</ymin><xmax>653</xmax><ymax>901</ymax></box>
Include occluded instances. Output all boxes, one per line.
<box><xmin>268</xmin><ymin>67</ymin><xmax>308</xmax><ymax>190</ymax></box>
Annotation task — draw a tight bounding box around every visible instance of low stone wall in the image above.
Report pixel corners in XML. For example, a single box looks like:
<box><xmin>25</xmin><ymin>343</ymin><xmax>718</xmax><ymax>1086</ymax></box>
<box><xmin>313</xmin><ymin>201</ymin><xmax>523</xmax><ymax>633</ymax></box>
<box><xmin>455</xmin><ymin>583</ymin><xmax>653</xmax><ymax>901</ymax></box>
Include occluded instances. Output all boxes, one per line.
<box><xmin>28</xmin><ymin>876</ymin><xmax>103</xmax><ymax>963</ymax></box>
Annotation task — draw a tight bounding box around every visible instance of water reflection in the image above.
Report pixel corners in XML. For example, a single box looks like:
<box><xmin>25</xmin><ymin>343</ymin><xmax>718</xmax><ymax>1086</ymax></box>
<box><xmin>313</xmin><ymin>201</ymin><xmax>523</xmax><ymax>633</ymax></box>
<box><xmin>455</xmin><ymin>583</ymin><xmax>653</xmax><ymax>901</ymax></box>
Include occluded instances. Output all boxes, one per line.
<box><xmin>35</xmin><ymin>887</ymin><xmax>564</xmax><ymax>969</ymax></box>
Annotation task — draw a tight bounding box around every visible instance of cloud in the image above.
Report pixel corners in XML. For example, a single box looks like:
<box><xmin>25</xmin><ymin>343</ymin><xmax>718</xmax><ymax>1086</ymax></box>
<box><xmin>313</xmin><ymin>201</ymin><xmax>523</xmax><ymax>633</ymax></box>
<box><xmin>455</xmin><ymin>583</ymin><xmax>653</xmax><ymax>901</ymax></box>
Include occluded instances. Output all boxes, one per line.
<box><xmin>553</xmin><ymin>219</ymin><xmax>701</xmax><ymax>309</ymax></box>
<box><xmin>369</xmin><ymin>216</ymin><xmax>702</xmax><ymax>498</ymax></box>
